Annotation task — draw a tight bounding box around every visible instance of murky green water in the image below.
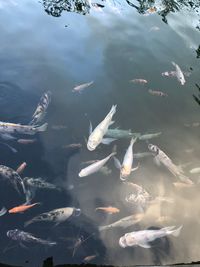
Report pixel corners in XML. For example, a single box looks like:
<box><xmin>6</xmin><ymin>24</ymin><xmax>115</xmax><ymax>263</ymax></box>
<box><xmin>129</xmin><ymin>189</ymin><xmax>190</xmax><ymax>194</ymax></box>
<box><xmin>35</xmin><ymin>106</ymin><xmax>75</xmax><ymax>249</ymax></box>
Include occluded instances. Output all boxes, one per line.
<box><xmin>0</xmin><ymin>0</ymin><xmax>200</xmax><ymax>266</ymax></box>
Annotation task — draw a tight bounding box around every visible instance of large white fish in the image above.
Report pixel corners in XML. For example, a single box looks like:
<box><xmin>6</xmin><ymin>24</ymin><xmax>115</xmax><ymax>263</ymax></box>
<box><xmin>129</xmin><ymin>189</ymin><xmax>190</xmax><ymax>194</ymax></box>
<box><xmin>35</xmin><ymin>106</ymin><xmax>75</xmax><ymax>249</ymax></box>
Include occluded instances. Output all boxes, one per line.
<box><xmin>114</xmin><ymin>138</ymin><xmax>139</xmax><ymax>181</ymax></box>
<box><xmin>29</xmin><ymin>91</ymin><xmax>51</xmax><ymax>125</ymax></box>
<box><xmin>87</xmin><ymin>105</ymin><xmax>117</xmax><ymax>151</ymax></box>
<box><xmin>148</xmin><ymin>144</ymin><xmax>193</xmax><ymax>184</ymax></box>
<box><xmin>119</xmin><ymin>225</ymin><xmax>182</xmax><ymax>248</ymax></box>
<box><xmin>171</xmin><ymin>61</ymin><xmax>186</xmax><ymax>85</ymax></box>
<box><xmin>0</xmin><ymin>121</ymin><xmax>48</xmax><ymax>135</ymax></box>
<box><xmin>24</xmin><ymin>207</ymin><xmax>81</xmax><ymax>227</ymax></box>
<box><xmin>98</xmin><ymin>213</ymin><xmax>144</xmax><ymax>231</ymax></box>
<box><xmin>79</xmin><ymin>152</ymin><xmax>116</xmax><ymax>177</ymax></box>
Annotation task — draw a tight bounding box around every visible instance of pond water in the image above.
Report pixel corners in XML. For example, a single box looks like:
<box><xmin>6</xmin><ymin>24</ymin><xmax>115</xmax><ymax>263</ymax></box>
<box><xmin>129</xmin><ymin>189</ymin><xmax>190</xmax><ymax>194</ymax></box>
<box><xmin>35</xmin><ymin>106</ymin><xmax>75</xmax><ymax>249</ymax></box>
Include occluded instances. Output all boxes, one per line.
<box><xmin>0</xmin><ymin>0</ymin><xmax>200</xmax><ymax>266</ymax></box>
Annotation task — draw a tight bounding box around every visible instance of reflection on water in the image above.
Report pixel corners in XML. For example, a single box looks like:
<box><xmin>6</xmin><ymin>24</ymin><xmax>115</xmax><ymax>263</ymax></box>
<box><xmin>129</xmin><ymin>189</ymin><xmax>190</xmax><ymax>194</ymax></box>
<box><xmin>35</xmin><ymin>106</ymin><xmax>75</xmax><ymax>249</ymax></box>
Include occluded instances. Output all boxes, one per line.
<box><xmin>0</xmin><ymin>0</ymin><xmax>200</xmax><ymax>266</ymax></box>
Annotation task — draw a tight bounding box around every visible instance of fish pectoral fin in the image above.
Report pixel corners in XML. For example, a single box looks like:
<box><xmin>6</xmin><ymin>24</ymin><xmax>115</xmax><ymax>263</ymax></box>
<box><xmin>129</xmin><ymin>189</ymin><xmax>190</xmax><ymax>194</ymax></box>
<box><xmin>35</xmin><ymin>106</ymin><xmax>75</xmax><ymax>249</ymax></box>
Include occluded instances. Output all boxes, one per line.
<box><xmin>131</xmin><ymin>163</ymin><xmax>140</xmax><ymax>172</ymax></box>
<box><xmin>109</xmin><ymin>120</ymin><xmax>115</xmax><ymax>126</ymax></box>
<box><xmin>138</xmin><ymin>241</ymin><xmax>151</xmax><ymax>248</ymax></box>
<box><xmin>113</xmin><ymin>157</ymin><xmax>121</xmax><ymax>169</ymax></box>
<box><xmin>101</xmin><ymin>138</ymin><xmax>117</xmax><ymax>145</ymax></box>
<box><xmin>89</xmin><ymin>121</ymin><xmax>93</xmax><ymax>135</ymax></box>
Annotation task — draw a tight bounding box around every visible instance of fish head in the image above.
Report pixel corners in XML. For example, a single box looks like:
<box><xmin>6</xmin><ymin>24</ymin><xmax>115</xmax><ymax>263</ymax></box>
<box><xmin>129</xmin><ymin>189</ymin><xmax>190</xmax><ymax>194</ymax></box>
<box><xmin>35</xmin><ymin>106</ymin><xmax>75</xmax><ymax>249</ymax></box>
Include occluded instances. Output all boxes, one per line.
<box><xmin>7</xmin><ymin>229</ymin><xmax>19</xmax><ymax>240</ymax></box>
<box><xmin>120</xmin><ymin>166</ymin><xmax>130</xmax><ymax>181</ymax></box>
<box><xmin>124</xmin><ymin>235</ymin><xmax>137</xmax><ymax>247</ymax></box>
<box><xmin>87</xmin><ymin>139</ymin><xmax>97</xmax><ymax>151</ymax></box>
<box><xmin>148</xmin><ymin>144</ymin><xmax>159</xmax><ymax>154</ymax></box>
<box><xmin>119</xmin><ymin>236</ymin><xmax>127</xmax><ymax>248</ymax></box>
<box><xmin>179</xmin><ymin>75</ymin><xmax>186</xmax><ymax>85</ymax></box>
<box><xmin>79</xmin><ymin>169</ymin><xmax>86</xmax><ymax>177</ymax></box>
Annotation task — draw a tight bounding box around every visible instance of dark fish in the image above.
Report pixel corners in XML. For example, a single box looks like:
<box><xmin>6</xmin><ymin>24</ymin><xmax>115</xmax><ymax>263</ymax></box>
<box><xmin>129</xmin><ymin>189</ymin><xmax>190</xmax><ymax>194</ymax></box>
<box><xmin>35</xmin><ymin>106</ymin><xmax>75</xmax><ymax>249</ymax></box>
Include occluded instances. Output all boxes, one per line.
<box><xmin>7</xmin><ymin>229</ymin><xmax>56</xmax><ymax>246</ymax></box>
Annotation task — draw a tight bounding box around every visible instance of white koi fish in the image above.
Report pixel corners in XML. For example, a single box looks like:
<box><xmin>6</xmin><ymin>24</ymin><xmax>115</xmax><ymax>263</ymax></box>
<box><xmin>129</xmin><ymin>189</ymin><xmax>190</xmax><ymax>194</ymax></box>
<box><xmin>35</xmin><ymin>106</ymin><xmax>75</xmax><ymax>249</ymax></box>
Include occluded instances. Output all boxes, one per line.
<box><xmin>148</xmin><ymin>144</ymin><xmax>193</xmax><ymax>184</ymax></box>
<box><xmin>0</xmin><ymin>122</ymin><xmax>48</xmax><ymax>135</ymax></box>
<box><xmin>171</xmin><ymin>62</ymin><xmax>186</xmax><ymax>85</ymax></box>
<box><xmin>189</xmin><ymin>167</ymin><xmax>200</xmax><ymax>174</ymax></box>
<box><xmin>79</xmin><ymin>152</ymin><xmax>116</xmax><ymax>177</ymax></box>
<box><xmin>119</xmin><ymin>225</ymin><xmax>182</xmax><ymax>248</ymax></box>
<box><xmin>114</xmin><ymin>138</ymin><xmax>139</xmax><ymax>181</ymax></box>
<box><xmin>87</xmin><ymin>105</ymin><xmax>117</xmax><ymax>151</ymax></box>
<box><xmin>24</xmin><ymin>207</ymin><xmax>81</xmax><ymax>227</ymax></box>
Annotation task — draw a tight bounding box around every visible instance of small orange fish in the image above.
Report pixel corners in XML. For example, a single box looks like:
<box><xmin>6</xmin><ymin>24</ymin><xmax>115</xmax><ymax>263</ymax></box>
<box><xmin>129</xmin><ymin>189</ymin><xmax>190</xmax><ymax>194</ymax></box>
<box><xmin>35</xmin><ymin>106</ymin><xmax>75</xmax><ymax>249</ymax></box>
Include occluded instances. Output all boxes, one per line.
<box><xmin>16</xmin><ymin>162</ymin><xmax>27</xmax><ymax>174</ymax></box>
<box><xmin>8</xmin><ymin>203</ymin><xmax>40</xmax><ymax>214</ymax></box>
<box><xmin>83</xmin><ymin>254</ymin><xmax>97</xmax><ymax>263</ymax></box>
<box><xmin>95</xmin><ymin>206</ymin><xmax>120</xmax><ymax>214</ymax></box>
<box><xmin>147</xmin><ymin>7</ymin><xmax>157</xmax><ymax>14</ymax></box>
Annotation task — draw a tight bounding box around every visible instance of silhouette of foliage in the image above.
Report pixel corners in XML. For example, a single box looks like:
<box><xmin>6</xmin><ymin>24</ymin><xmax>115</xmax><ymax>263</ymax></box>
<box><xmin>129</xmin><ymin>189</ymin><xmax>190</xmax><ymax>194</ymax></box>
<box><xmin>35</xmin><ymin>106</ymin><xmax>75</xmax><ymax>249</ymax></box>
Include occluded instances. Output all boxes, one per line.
<box><xmin>42</xmin><ymin>0</ymin><xmax>91</xmax><ymax>17</ymax></box>
<box><xmin>193</xmin><ymin>83</ymin><xmax>200</xmax><ymax>105</ymax></box>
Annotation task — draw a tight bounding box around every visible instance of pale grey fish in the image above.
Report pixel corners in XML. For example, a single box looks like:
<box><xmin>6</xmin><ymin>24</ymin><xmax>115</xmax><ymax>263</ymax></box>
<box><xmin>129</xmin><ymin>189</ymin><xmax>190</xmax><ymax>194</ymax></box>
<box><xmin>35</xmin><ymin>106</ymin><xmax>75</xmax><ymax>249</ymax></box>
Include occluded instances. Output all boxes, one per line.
<box><xmin>7</xmin><ymin>229</ymin><xmax>56</xmax><ymax>246</ymax></box>
<box><xmin>24</xmin><ymin>207</ymin><xmax>81</xmax><ymax>227</ymax></box>
<box><xmin>105</xmin><ymin>128</ymin><xmax>141</xmax><ymax>139</ymax></box>
<box><xmin>79</xmin><ymin>152</ymin><xmax>116</xmax><ymax>177</ymax></box>
<box><xmin>189</xmin><ymin>167</ymin><xmax>200</xmax><ymax>174</ymax></box>
<box><xmin>162</xmin><ymin>71</ymin><xmax>191</xmax><ymax>77</ymax></box>
<box><xmin>139</xmin><ymin>132</ymin><xmax>162</xmax><ymax>140</ymax></box>
<box><xmin>133</xmin><ymin>152</ymin><xmax>153</xmax><ymax>159</ymax></box>
<box><xmin>0</xmin><ymin>207</ymin><xmax>7</xmax><ymax>216</ymax></box>
<box><xmin>148</xmin><ymin>90</ymin><xmax>168</xmax><ymax>97</ymax></box>
<box><xmin>29</xmin><ymin>91</ymin><xmax>51</xmax><ymax>125</ymax></box>
<box><xmin>0</xmin><ymin>121</ymin><xmax>48</xmax><ymax>135</ymax></box>
<box><xmin>72</xmin><ymin>81</ymin><xmax>94</xmax><ymax>92</ymax></box>
<box><xmin>87</xmin><ymin>105</ymin><xmax>117</xmax><ymax>151</ymax></box>
<box><xmin>23</xmin><ymin>177</ymin><xmax>61</xmax><ymax>191</ymax></box>
<box><xmin>148</xmin><ymin>144</ymin><xmax>193</xmax><ymax>184</ymax></box>
<box><xmin>114</xmin><ymin>138</ymin><xmax>139</xmax><ymax>181</ymax></box>
<box><xmin>171</xmin><ymin>61</ymin><xmax>186</xmax><ymax>85</ymax></box>
<box><xmin>119</xmin><ymin>225</ymin><xmax>182</xmax><ymax>248</ymax></box>
<box><xmin>98</xmin><ymin>213</ymin><xmax>144</xmax><ymax>231</ymax></box>
<box><xmin>0</xmin><ymin>165</ymin><xmax>26</xmax><ymax>195</ymax></box>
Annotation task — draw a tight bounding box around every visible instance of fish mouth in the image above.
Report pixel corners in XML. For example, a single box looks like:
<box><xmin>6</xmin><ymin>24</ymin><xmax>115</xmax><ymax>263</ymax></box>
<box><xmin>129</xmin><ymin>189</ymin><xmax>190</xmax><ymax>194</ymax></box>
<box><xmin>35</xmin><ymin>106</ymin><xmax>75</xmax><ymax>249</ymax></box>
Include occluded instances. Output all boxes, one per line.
<box><xmin>119</xmin><ymin>237</ymin><xmax>127</xmax><ymax>248</ymax></box>
<box><xmin>74</xmin><ymin>208</ymin><xmax>81</xmax><ymax>217</ymax></box>
<box><xmin>87</xmin><ymin>144</ymin><xmax>95</xmax><ymax>151</ymax></box>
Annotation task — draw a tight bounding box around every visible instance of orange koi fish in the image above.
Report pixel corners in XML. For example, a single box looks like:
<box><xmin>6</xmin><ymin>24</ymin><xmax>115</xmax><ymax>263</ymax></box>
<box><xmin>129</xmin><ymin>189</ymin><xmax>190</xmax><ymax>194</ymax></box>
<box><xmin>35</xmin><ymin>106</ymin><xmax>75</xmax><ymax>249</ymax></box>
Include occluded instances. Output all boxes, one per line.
<box><xmin>95</xmin><ymin>206</ymin><xmax>120</xmax><ymax>214</ymax></box>
<box><xmin>8</xmin><ymin>203</ymin><xmax>40</xmax><ymax>214</ymax></box>
<box><xmin>16</xmin><ymin>162</ymin><xmax>27</xmax><ymax>174</ymax></box>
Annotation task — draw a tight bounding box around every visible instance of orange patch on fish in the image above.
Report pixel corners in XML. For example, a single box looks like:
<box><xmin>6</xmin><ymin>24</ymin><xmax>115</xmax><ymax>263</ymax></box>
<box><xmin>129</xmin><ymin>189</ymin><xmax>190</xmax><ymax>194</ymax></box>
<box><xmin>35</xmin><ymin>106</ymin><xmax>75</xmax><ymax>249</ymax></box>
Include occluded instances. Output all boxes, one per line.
<box><xmin>95</xmin><ymin>206</ymin><xmax>120</xmax><ymax>214</ymax></box>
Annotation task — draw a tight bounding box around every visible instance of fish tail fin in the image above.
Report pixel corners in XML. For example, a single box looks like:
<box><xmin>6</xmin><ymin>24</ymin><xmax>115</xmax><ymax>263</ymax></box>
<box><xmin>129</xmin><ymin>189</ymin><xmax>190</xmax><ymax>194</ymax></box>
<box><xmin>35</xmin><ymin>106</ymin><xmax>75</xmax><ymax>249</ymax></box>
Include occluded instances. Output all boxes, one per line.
<box><xmin>0</xmin><ymin>207</ymin><xmax>7</xmax><ymax>216</ymax></box>
<box><xmin>108</xmin><ymin>105</ymin><xmax>117</xmax><ymax>117</ymax></box>
<box><xmin>98</xmin><ymin>225</ymin><xmax>106</xmax><ymax>231</ymax></box>
<box><xmin>162</xmin><ymin>226</ymin><xmax>176</xmax><ymax>233</ymax></box>
<box><xmin>171</xmin><ymin>225</ymin><xmax>183</xmax><ymax>237</ymax></box>
<box><xmin>130</xmin><ymin>137</ymin><xmax>137</xmax><ymax>145</ymax></box>
<box><xmin>110</xmin><ymin>151</ymin><xmax>117</xmax><ymax>158</ymax></box>
<box><xmin>179</xmin><ymin>174</ymin><xmax>194</xmax><ymax>185</ymax></box>
<box><xmin>24</xmin><ymin>219</ymin><xmax>33</xmax><ymax>228</ymax></box>
<box><xmin>36</xmin><ymin>123</ymin><xmax>48</xmax><ymax>132</ymax></box>
<box><xmin>171</xmin><ymin>61</ymin><xmax>176</xmax><ymax>67</ymax></box>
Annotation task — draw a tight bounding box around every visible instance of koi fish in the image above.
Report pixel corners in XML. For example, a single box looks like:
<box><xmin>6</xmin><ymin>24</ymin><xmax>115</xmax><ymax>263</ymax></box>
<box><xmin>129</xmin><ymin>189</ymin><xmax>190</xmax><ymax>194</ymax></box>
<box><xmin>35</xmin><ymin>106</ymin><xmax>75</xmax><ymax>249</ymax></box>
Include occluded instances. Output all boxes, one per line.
<box><xmin>139</xmin><ymin>132</ymin><xmax>162</xmax><ymax>141</ymax></box>
<box><xmin>87</xmin><ymin>105</ymin><xmax>117</xmax><ymax>151</ymax></box>
<box><xmin>7</xmin><ymin>229</ymin><xmax>56</xmax><ymax>246</ymax></box>
<box><xmin>171</xmin><ymin>62</ymin><xmax>186</xmax><ymax>85</ymax></box>
<box><xmin>114</xmin><ymin>138</ymin><xmax>139</xmax><ymax>181</ymax></box>
<box><xmin>148</xmin><ymin>144</ymin><xmax>193</xmax><ymax>184</ymax></box>
<box><xmin>148</xmin><ymin>89</ymin><xmax>168</xmax><ymax>97</ymax></box>
<box><xmin>16</xmin><ymin>162</ymin><xmax>27</xmax><ymax>174</ymax></box>
<box><xmin>0</xmin><ymin>207</ymin><xmax>7</xmax><ymax>216</ymax></box>
<box><xmin>24</xmin><ymin>207</ymin><xmax>81</xmax><ymax>227</ymax></box>
<box><xmin>8</xmin><ymin>203</ymin><xmax>40</xmax><ymax>214</ymax></box>
<box><xmin>162</xmin><ymin>71</ymin><xmax>191</xmax><ymax>77</ymax></box>
<box><xmin>17</xmin><ymin>139</ymin><xmax>36</xmax><ymax>144</ymax></box>
<box><xmin>189</xmin><ymin>167</ymin><xmax>200</xmax><ymax>174</ymax></box>
<box><xmin>119</xmin><ymin>226</ymin><xmax>182</xmax><ymax>248</ymax></box>
<box><xmin>72</xmin><ymin>81</ymin><xmax>94</xmax><ymax>93</ymax></box>
<box><xmin>83</xmin><ymin>254</ymin><xmax>97</xmax><ymax>263</ymax></box>
<box><xmin>98</xmin><ymin>213</ymin><xmax>144</xmax><ymax>231</ymax></box>
<box><xmin>129</xmin><ymin>79</ymin><xmax>147</xmax><ymax>84</ymax></box>
<box><xmin>105</xmin><ymin>128</ymin><xmax>141</xmax><ymax>139</ymax></box>
<box><xmin>79</xmin><ymin>152</ymin><xmax>116</xmax><ymax>177</ymax></box>
<box><xmin>29</xmin><ymin>91</ymin><xmax>51</xmax><ymax>125</ymax></box>
<box><xmin>0</xmin><ymin>121</ymin><xmax>48</xmax><ymax>135</ymax></box>
<box><xmin>0</xmin><ymin>165</ymin><xmax>26</xmax><ymax>194</ymax></box>
<box><xmin>23</xmin><ymin>177</ymin><xmax>61</xmax><ymax>191</ymax></box>
<box><xmin>95</xmin><ymin>206</ymin><xmax>120</xmax><ymax>214</ymax></box>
